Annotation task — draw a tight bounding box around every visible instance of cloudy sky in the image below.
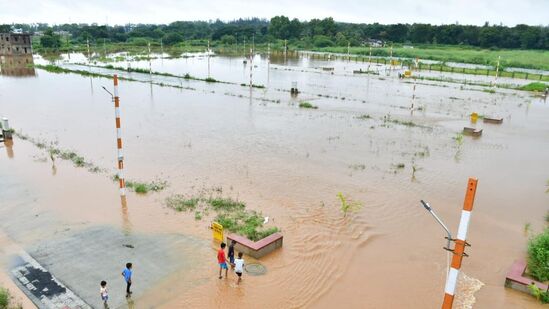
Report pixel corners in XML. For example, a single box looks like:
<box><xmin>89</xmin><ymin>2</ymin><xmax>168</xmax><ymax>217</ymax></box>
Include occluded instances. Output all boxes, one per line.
<box><xmin>1</xmin><ymin>0</ymin><xmax>548</xmax><ymax>26</ymax></box>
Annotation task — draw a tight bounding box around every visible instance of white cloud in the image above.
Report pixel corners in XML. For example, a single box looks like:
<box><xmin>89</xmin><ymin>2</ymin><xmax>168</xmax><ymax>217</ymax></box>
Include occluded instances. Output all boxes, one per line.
<box><xmin>0</xmin><ymin>0</ymin><xmax>547</xmax><ymax>26</ymax></box>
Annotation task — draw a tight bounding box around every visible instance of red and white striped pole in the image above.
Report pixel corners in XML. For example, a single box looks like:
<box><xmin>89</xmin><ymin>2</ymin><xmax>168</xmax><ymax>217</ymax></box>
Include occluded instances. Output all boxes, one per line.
<box><xmin>442</xmin><ymin>178</ymin><xmax>478</xmax><ymax>309</ymax></box>
<box><xmin>113</xmin><ymin>74</ymin><xmax>126</xmax><ymax>197</ymax></box>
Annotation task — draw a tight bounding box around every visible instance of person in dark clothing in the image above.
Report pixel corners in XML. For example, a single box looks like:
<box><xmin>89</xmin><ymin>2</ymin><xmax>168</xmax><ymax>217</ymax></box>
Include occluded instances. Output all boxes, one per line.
<box><xmin>228</xmin><ymin>240</ymin><xmax>236</xmax><ymax>267</ymax></box>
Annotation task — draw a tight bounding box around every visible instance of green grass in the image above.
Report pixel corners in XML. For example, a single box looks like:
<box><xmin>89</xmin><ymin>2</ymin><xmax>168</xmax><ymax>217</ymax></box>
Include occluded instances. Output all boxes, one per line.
<box><xmin>313</xmin><ymin>44</ymin><xmax>549</xmax><ymax>71</ymax></box>
<box><xmin>166</xmin><ymin>195</ymin><xmax>200</xmax><ymax>212</ymax></box>
<box><xmin>519</xmin><ymin>82</ymin><xmax>548</xmax><ymax>92</ymax></box>
<box><xmin>0</xmin><ymin>289</ymin><xmax>7</xmax><ymax>309</ymax></box>
<box><xmin>299</xmin><ymin>101</ymin><xmax>318</xmax><ymax>109</ymax></box>
<box><xmin>527</xmin><ymin>228</ymin><xmax>549</xmax><ymax>281</ymax></box>
<box><xmin>124</xmin><ymin>179</ymin><xmax>168</xmax><ymax>194</ymax></box>
<box><xmin>165</xmin><ymin>194</ymin><xmax>279</xmax><ymax>241</ymax></box>
<box><xmin>215</xmin><ymin>210</ymin><xmax>279</xmax><ymax>241</ymax></box>
<box><xmin>207</xmin><ymin>197</ymin><xmax>245</xmax><ymax>211</ymax></box>
<box><xmin>0</xmin><ymin>288</ymin><xmax>21</xmax><ymax>309</ymax></box>
<box><xmin>13</xmin><ymin>131</ymin><xmax>103</xmax><ymax>172</ymax></box>
<box><xmin>356</xmin><ymin>114</ymin><xmax>372</xmax><ymax>120</ymax></box>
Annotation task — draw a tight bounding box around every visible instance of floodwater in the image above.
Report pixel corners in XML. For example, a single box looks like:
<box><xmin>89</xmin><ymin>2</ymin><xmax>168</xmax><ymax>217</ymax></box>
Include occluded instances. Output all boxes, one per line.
<box><xmin>1</xmin><ymin>51</ymin><xmax>548</xmax><ymax>308</ymax></box>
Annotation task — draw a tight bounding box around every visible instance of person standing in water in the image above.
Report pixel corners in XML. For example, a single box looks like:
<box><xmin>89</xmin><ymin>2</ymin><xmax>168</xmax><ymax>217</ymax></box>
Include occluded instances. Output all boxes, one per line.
<box><xmin>228</xmin><ymin>240</ymin><xmax>236</xmax><ymax>268</ymax></box>
<box><xmin>218</xmin><ymin>242</ymin><xmax>228</xmax><ymax>279</ymax></box>
<box><xmin>100</xmin><ymin>280</ymin><xmax>109</xmax><ymax>308</ymax></box>
<box><xmin>234</xmin><ymin>252</ymin><xmax>245</xmax><ymax>285</ymax></box>
<box><xmin>122</xmin><ymin>262</ymin><xmax>133</xmax><ymax>297</ymax></box>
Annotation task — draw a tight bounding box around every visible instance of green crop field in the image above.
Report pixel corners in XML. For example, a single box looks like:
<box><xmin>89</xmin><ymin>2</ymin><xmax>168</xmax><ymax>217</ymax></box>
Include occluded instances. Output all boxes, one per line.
<box><xmin>313</xmin><ymin>44</ymin><xmax>549</xmax><ymax>71</ymax></box>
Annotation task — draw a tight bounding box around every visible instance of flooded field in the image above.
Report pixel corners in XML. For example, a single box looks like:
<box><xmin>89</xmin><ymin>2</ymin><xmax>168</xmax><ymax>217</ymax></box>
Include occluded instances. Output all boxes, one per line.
<box><xmin>1</xmin><ymin>51</ymin><xmax>548</xmax><ymax>308</ymax></box>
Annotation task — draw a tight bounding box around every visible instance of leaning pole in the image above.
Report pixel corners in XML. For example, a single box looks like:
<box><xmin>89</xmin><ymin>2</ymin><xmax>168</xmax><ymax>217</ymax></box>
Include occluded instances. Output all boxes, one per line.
<box><xmin>442</xmin><ymin>178</ymin><xmax>478</xmax><ymax>308</ymax></box>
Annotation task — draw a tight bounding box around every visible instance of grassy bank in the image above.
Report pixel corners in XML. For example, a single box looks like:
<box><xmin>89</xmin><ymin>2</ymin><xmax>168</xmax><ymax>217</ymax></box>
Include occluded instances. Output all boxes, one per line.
<box><xmin>312</xmin><ymin>44</ymin><xmax>549</xmax><ymax>71</ymax></box>
<box><xmin>166</xmin><ymin>195</ymin><xmax>279</xmax><ymax>241</ymax></box>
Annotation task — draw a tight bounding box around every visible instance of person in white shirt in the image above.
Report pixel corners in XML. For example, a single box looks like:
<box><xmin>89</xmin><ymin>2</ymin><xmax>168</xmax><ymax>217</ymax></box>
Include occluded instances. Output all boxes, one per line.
<box><xmin>234</xmin><ymin>252</ymin><xmax>245</xmax><ymax>285</ymax></box>
<box><xmin>100</xmin><ymin>280</ymin><xmax>109</xmax><ymax>308</ymax></box>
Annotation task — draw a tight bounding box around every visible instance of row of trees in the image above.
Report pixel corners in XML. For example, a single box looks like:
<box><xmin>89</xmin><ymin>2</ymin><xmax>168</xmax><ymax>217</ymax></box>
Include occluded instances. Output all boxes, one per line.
<box><xmin>3</xmin><ymin>17</ymin><xmax>548</xmax><ymax>50</ymax></box>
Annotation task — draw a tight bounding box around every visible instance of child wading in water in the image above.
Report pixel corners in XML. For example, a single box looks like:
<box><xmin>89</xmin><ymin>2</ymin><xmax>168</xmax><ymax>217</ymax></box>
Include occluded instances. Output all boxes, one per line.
<box><xmin>100</xmin><ymin>280</ymin><xmax>109</xmax><ymax>308</ymax></box>
<box><xmin>234</xmin><ymin>252</ymin><xmax>245</xmax><ymax>285</ymax></box>
<box><xmin>218</xmin><ymin>242</ymin><xmax>228</xmax><ymax>279</ymax></box>
<box><xmin>122</xmin><ymin>262</ymin><xmax>133</xmax><ymax>298</ymax></box>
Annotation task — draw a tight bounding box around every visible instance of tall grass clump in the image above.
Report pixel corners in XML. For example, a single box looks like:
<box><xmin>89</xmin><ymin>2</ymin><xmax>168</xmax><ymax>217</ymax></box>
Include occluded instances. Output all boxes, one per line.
<box><xmin>527</xmin><ymin>228</ymin><xmax>549</xmax><ymax>282</ymax></box>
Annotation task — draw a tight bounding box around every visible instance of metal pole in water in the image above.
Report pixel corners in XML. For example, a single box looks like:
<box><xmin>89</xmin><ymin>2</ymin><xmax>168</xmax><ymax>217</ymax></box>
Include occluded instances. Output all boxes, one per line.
<box><xmin>103</xmin><ymin>38</ymin><xmax>107</xmax><ymax>57</ymax></box>
<box><xmin>249</xmin><ymin>47</ymin><xmax>253</xmax><ymax>88</ymax></box>
<box><xmin>147</xmin><ymin>41</ymin><xmax>152</xmax><ymax>79</ymax></box>
<box><xmin>113</xmin><ymin>75</ymin><xmax>126</xmax><ymax>197</ymax></box>
<box><xmin>347</xmin><ymin>41</ymin><xmax>350</xmax><ymax>61</ymax></box>
<box><xmin>86</xmin><ymin>38</ymin><xmax>91</xmax><ymax>64</ymax></box>
<box><xmin>411</xmin><ymin>75</ymin><xmax>417</xmax><ymax>110</ymax></box>
<box><xmin>284</xmin><ymin>39</ymin><xmax>287</xmax><ymax>62</ymax></box>
<box><xmin>267</xmin><ymin>42</ymin><xmax>271</xmax><ymax>84</ymax></box>
<box><xmin>160</xmin><ymin>38</ymin><xmax>164</xmax><ymax>58</ymax></box>
<box><xmin>207</xmin><ymin>40</ymin><xmax>211</xmax><ymax>78</ymax></box>
<box><xmin>494</xmin><ymin>55</ymin><xmax>500</xmax><ymax>86</ymax></box>
<box><xmin>367</xmin><ymin>45</ymin><xmax>372</xmax><ymax>72</ymax></box>
<box><xmin>442</xmin><ymin>178</ymin><xmax>479</xmax><ymax>309</ymax></box>
<box><xmin>389</xmin><ymin>44</ymin><xmax>394</xmax><ymax>72</ymax></box>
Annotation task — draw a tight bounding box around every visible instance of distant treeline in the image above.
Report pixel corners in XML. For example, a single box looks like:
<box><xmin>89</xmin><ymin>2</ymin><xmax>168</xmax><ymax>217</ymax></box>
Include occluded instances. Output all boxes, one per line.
<box><xmin>1</xmin><ymin>17</ymin><xmax>548</xmax><ymax>49</ymax></box>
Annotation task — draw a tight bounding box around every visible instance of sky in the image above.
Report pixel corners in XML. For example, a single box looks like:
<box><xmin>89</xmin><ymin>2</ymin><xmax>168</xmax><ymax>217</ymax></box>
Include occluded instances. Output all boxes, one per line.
<box><xmin>1</xmin><ymin>0</ymin><xmax>548</xmax><ymax>26</ymax></box>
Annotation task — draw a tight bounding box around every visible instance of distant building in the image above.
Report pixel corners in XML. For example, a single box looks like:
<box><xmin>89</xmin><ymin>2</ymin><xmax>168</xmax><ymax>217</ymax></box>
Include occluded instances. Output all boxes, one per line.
<box><xmin>364</xmin><ymin>39</ymin><xmax>384</xmax><ymax>47</ymax></box>
<box><xmin>0</xmin><ymin>33</ymin><xmax>32</xmax><ymax>56</ymax></box>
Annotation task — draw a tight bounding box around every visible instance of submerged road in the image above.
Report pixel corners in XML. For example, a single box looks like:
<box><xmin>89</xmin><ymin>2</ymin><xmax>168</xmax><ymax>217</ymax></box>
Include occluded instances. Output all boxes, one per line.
<box><xmin>0</xmin><ymin>147</ymin><xmax>209</xmax><ymax>308</ymax></box>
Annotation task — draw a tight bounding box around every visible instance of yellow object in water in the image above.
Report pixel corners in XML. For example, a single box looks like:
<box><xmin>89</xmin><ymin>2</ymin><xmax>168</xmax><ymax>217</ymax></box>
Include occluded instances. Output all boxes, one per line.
<box><xmin>404</xmin><ymin>70</ymin><xmax>412</xmax><ymax>77</ymax></box>
<box><xmin>212</xmin><ymin>221</ymin><xmax>224</xmax><ymax>241</ymax></box>
<box><xmin>470</xmin><ymin>112</ymin><xmax>479</xmax><ymax>122</ymax></box>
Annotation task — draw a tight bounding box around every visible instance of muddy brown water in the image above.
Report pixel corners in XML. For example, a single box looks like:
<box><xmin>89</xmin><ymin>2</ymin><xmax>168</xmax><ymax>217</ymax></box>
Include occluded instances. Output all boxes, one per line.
<box><xmin>1</xmin><ymin>52</ymin><xmax>548</xmax><ymax>308</ymax></box>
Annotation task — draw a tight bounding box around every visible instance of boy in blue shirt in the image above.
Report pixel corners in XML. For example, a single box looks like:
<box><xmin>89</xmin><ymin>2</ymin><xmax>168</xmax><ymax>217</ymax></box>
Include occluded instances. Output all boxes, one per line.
<box><xmin>121</xmin><ymin>262</ymin><xmax>133</xmax><ymax>298</ymax></box>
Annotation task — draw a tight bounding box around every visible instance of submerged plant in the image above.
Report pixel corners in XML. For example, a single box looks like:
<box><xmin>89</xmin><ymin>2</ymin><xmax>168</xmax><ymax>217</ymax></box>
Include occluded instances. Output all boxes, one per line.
<box><xmin>337</xmin><ymin>192</ymin><xmax>363</xmax><ymax>217</ymax></box>
<box><xmin>299</xmin><ymin>101</ymin><xmax>318</xmax><ymax>109</ymax></box>
<box><xmin>453</xmin><ymin>132</ymin><xmax>464</xmax><ymax>146</ymax></box>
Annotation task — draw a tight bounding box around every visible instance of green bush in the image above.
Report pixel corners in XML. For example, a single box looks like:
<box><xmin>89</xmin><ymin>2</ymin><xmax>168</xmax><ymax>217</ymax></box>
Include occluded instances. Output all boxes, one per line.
<box><xmin>527</xmin><ymin>228</ymin><xmax>549</xmax><ymax>281</ymax></box>
<box><xmin>520</xmin><ymin>82</ymin><xmax>548</xmax><ymax>92</ymax></box>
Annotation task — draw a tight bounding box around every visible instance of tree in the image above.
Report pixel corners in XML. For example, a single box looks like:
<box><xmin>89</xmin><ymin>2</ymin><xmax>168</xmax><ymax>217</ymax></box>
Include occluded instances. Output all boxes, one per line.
<box><xmin>312</xmin><ymin>35</ymin><xmax>334</xmax><ymax>47</ymax></box>
<box><xmin>220</xmin><ymin>34</ymin><xmax>236</xmax><ymax>45</ymax></box>
<box><xmin>163</xmin><ymin>32</ymin><xmax>184</xmax><ymax>45</ymax></box>
<box><xmin>0</xmin><ymin>24</ymin><xmax>11</xmax><ymax>33</ymax></box>
<box><xmin>269</xmin><ymin>16</ymin><xmax>291</xmax><ymax>39</ymax></box>
<box><xmin>40</xmin><ymin>29</ymin><xmax>62</xmax><ymax>48</ymax></box>
<box><xmin>335</xmin><ymin>32</ymin><xmax>347</xmax><ymax>46</ymax></box>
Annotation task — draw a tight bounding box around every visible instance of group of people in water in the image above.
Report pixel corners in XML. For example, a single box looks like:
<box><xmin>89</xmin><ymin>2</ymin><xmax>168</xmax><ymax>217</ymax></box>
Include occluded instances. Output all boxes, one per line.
<box><xmin>96</xmin><ymin>240</ymin><xmax>245</xmax><ymax>308</ymax></box>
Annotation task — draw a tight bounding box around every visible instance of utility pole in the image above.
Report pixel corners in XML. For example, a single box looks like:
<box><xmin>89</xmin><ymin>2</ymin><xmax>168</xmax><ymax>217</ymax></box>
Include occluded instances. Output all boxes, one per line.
<box><xmin>103</xmin><ymin>75</ymin><xmax>127</xmax><ymax>199</ymax></box>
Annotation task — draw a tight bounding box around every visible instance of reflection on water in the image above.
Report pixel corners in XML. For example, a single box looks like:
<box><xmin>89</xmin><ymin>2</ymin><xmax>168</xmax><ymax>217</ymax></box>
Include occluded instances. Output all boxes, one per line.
<box><xmin>3</xmin><ymin>139</ymin><xmax>14</xmax><ymax>158</ymax></box>
<box><xmin>0</xmin><ymin>54</ymin><xmax>35</xmax><ymax>77</ymax></box>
